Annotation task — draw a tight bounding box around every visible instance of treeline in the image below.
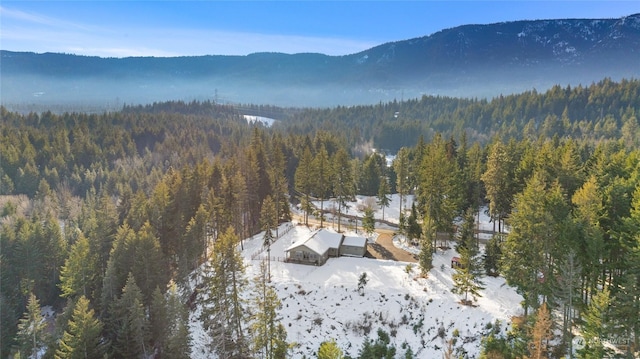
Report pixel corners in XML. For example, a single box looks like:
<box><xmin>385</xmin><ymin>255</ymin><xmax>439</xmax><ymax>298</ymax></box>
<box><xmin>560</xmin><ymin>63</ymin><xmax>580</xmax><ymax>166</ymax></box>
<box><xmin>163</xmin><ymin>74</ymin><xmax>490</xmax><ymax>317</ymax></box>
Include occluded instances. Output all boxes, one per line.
<box><xmin>0</xmin><ymin>78</ymin><xmax>639</xmax><ymax>358</ymax></box>
<box><xmin>276</xmin><ymin>78</ymin><xmax>640</xmax><ymax>151</ymax></box>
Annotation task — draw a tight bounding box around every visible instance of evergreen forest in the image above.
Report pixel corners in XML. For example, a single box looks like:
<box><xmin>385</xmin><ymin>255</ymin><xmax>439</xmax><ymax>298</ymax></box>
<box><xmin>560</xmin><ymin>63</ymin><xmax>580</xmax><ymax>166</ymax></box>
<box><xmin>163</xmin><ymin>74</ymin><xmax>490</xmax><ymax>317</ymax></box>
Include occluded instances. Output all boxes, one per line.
<box><xmin>1</xmin><ymin>77</ymin><xmax>640</xmax><ymax>358</ymax></box>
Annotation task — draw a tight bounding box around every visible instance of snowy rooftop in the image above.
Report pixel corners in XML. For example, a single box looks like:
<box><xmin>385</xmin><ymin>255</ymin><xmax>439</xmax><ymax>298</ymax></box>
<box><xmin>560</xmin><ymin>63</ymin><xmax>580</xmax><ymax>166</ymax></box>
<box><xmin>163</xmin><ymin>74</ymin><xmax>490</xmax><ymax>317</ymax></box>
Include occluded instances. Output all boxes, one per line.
<box><xmin>315</xmin><ymin>229</ymin><xmax>344</xmax><ymax>249</ymax></box>
<box><xmin>342</xmin><ymin>235</ymin><xmax>367</xmax><ymax>248</ymax></box>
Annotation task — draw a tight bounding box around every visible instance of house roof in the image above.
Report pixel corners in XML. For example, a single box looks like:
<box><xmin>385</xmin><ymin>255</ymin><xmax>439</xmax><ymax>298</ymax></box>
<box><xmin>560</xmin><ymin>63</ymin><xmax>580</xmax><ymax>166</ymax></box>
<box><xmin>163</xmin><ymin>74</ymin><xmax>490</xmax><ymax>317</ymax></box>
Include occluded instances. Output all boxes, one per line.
<box><xmin>315</xmin><ymin>229</ymin><xmax>343</xmax><ymax>249</ymax></box>
<box><xmin>285</xmin><ymin>229</ymin><xmax>343</xmax><ymax>255</ymax></box>
<box><xmin>342</xmin><ymin>235</ymin><xmax>367</xmax><ymax>248</ymax></box>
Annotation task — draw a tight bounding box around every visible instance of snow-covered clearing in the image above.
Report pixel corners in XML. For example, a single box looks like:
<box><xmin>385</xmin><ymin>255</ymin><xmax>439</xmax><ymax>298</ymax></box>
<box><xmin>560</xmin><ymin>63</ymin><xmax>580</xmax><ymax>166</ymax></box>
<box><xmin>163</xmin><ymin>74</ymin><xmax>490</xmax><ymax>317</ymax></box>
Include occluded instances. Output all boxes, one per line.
<box><xmin>190</xmin><ymin>216</ymin><xmax>523</xmax><ymax>358</ymax></box>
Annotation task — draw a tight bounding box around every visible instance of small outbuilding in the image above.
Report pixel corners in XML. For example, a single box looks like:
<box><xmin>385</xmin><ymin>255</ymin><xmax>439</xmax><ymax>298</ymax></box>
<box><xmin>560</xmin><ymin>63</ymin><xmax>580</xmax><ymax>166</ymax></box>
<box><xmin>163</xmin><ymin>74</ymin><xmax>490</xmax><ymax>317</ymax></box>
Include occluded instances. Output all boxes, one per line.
<box><xmin>340</xmin><ymin>235</ymin><xmax>367</xmax><ymax>257</ymax></box>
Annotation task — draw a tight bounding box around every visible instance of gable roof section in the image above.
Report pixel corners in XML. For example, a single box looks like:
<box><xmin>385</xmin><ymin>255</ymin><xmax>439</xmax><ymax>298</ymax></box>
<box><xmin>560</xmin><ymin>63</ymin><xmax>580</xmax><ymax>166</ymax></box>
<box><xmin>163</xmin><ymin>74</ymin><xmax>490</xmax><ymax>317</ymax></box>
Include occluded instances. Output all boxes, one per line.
<box><xmin>342</xmin><ymin>235</ymin><xmax>367</xmax><ymax>248</ymax></box>
<box><xmin>286</xmin><ymin>229</ymin><xmax>327</xmax><ymax>255</ymax></box>
<box><xmin>314</xmin><ymin>229</ymin><xmax>343</xmax><ymax>250</ymax></box>
<box><xmin>285</xmin><ymin>229</ymin><xmax>344</xmax><ymax>256</ymax></box>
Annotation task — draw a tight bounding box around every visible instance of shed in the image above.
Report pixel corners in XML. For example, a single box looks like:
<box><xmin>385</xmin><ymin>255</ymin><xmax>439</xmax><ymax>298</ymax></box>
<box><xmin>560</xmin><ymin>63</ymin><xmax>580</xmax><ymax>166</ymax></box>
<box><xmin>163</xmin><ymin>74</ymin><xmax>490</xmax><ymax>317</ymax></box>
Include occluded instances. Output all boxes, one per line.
<box><xmin>340</xmin><ymin>235</ymin><xmax>367</xmax><ymax>257</ymax></box>
<box><xmin>451</xmin><ymin>256</ymin><xmax>462</xmax><ymax>268</ymax></box>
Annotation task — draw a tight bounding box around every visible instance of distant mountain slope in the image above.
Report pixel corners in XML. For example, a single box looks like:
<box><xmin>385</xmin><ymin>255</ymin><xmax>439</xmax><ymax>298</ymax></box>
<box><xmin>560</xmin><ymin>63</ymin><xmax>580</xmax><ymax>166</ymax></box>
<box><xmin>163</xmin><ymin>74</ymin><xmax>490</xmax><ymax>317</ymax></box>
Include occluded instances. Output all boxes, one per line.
<box><xmin>1</xmin><ymin>14</ymin><xmax>639</xmax><ymax>108</ymax></box>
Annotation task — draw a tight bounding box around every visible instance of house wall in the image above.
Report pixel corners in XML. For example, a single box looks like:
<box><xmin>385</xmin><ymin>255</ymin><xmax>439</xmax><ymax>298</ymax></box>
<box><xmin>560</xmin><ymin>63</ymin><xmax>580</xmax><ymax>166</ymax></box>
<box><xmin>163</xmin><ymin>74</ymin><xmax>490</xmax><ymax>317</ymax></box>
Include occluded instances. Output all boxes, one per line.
<box><xmin>287</xmin><ymin>245</ymin><xmax>328</xmax><ymax>265</ymax></box>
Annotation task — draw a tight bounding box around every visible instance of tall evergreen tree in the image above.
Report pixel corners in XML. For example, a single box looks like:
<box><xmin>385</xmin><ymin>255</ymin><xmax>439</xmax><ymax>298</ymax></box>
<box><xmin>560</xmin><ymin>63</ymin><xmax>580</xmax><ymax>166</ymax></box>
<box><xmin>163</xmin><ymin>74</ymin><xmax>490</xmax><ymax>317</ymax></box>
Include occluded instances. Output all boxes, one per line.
<box><xmin>481</xmin><ymin>140</ymin><xmax>515</xmax><ymax>234</ymax></box>
<box><xmin>362</xmin><ymin>207</ymin><xmax>375</xmax><ymax>237</ymax></box>
<box><xmin>260</xmin><ymin>195</ymin><xmax>277</xmax><ymax>282</ymax></box>
<box><xmin>55</xmin><ymin>296</ymin><xmax>104</xmax><ymax>359</ymax></box>
<box><xmin>377</xmin><ymin>177</ymin><xmax>391</xmax><ymax>221</ymax></box>
<box><xmin>294</xmin><ymin>146</ymin><xmax>314</xmax><ymax>226</ymax></box>
<box><xmin>451</xmin><ymin>245</ymin><xmax>485</xmax><ymax>305</ymax></box>
<box><xmin>251</xmin><ymin>261</ymin><xmax>287</xmax><ymax>359</ymax></box>
<box><xmin>577</xmin><ymin>288</ymin><xmax>611</xmax><ymax>359</ymax></box>
<box><xmin>393</xmin><ymin>147</ymin><xmax>411</xmax><ymax>227</ymax></box>
<box><xmin>553</xmin><ymin>250</ymin><xmax>582</xmax><ymax>357</ymax></box>
<box><xmin>59</xmin><ymin>232</ymin><xmax>95</xmax><ymax>299</ymax></box>
<box><xmin>313</xmin><ymin>145</ymin><xmax>332</xmax><ymax>227</ymax></box>
<box><xmin>501</xmin><ymin>172</ymin><xmax>568</xmax><ymax>315</ymax></box>
<box><xmin>163</xmin><ymin>280</ymin><xmax>192</xmax><ymax>359</ymax></box>
<box><xmin>15</xmin><ymin>293</ymin><xmax>47</xmax><ymax>358</ymax></box>
<box><xmin>268</xmin><ymin>139</ymin><xmax>290</xmax><ymax>237</ymax></box>
<box><xmin>110</xmin><ymin>273</ymin><xmax>149</xmax><ymax>359</ymax></box>
<box><xmin>332</xmin><ymin>148</ymin><xmax>354</xmax><ymax>232</ymax></box>
<box><xmin>571</xmin><ymin>176</ymin><xmax>606</xmax><ymax>303</ymax></box>
<box><xmin>201</xmin><ymin>227</ymin><xmax>248</xmax><ymax>358</ymax></box>
<box><xmin>418</xmin><ymin>134</ymin><xmax>460</xmax><ymax>252</ymax></box>
<box><xmin>528</xmin><ymin>303</ymin><xmax>553</xmax><ymax>359</ymax></box>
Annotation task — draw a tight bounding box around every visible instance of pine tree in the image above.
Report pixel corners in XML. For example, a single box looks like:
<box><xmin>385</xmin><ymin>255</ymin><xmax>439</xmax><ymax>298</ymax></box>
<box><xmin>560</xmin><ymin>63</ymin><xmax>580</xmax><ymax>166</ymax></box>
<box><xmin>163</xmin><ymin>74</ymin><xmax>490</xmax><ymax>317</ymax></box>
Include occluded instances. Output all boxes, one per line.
<box><xmin>571</xmin><ymin>176</ymin><xmax>605</xmax><ymax>302</ymax></box>
<box><xmin>313</xmin><ymin>145</ymin><xmax>332</xmax><ymax>227</ymax></box>
<box><xmin>481</xmin><ymin>140</ymin><xmax>515</xmax><ymax>234</ymax></box>
<box><xmin>451</xmin><ymin>245</ymin><xmax>485</xmax><ymax>305</ymax></box>
<box><xmin>577</xmin><ymin>288</ymin><xmax>611</xmax><ymax>359</ymax></box>
<box><xmin>59</xmin><ymin>232</ymin><xmax>95</xmax><ymax>299</ymax></box>
<box><xmin>318</xmin><ymin>339</ymin><xmax>344</xmax><ymax>359</ymax></box>
<box><xmin>419</xmin><ymin>233</ymin><xmax>433</xmax><ymax>277</ymax></box>
<box><xmin>150</xmin><ymin>287</ymin><xmax>168</xmax><ymax>354</ymax></box>
<box><xmin>251</xmin><ymin>261</ymin><xmax>286</xmax><ymax>359</ymax></box>
<box><xmin>269</xmin><ymin>140</ymin><xmax>290</xmax><ymax>237</ymax></box>
<box><xmin>528</xmin><ymin>303</ymin><xmax>553</xmax><ymax>359</ymax></box>
<box><xmin>362</xmin><ymin>207</ymin><xmax>375</xmax><ymax>237</ymax></box>
<box><xmin>295</xmin><ymin>146</ymin><xmax>314</xmax><ymax>226</ymax></box>
<box><xmin>163</xmin><ymin>280</ymin><xmax>192</xmax><ymax>359</ymax></box>
<box><xmin>55</xmin><ymin>296</ymin><xmax>104</xmax><ymax>359</ymax></box>
<box><xmin>393</xmin><ymin>147</ymin><xmax>410</xmax><ymax>227</ymax></box>
<box><xmin>418</xmin><ymin>134</ymin><xmax>460</xmax><ymax>252</ymax></box>
<box><xmin>110</xmin><ymin>273</ymin><xmax>149</xmax><ymax>359</ymax></box>
<box><xmin>131</xmin><ymin>222</ymin><xmax>166</xmax><ymax>306</ymax></box>
<box><xmin>501</xmin><ymin>172</ymin><xmax>564</xmax><ymax>316</ymax></box>
<box><xmin>260</xmin><ymin>195</ymin><xmax>277</xmax><ymax>282</ymax></box>
<box><xmin>180</xmin><ymin>204</ymin><xmax>210</xmax><ymax>283</ymax></box>
<box><xmin>553</xmin><ymin>250</ymin><xmax>582</xmax><ymax>357</ymax></box>
<box><xmin>357</xmin><ymin>272</ymin><xmax>369</xmax><ymax>296</ymax></box>
<box><xmin>483</xmin><ymin>234</ymin><xmax>503</xmax><ymax>277</ymax></box>
<box><xmin>332</xmin><ymin>148</ymin><xmax>354</xmax><ymax>232</ymax></box>
<box><xmin>377</xmin><ymin>177</ymin><xmax>391</xmax><ymax>221</ymax></box>
<box><xmin>406</xmin><ymin>203</ymin><xmax>421</xmax><ymax>245</ymax></box>
<box><xmin>456</xmin><ymin>208</ymin><xmax>476</xmax><ymax>252</ymax></box>
<box><xmin>201</xmin><ymin>226</ymin><xmax>248</xmax><ymax>358</ymax></box>
<box><xmin>15</xmin><ymin>293</ymin><xmax>47</xmax><ymax>358</ymax></box>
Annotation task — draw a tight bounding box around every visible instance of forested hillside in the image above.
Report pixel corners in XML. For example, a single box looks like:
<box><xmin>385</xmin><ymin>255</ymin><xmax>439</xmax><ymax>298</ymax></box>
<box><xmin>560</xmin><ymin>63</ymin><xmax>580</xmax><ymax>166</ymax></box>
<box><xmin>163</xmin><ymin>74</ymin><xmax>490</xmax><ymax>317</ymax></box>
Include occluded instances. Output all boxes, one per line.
<box><xmin>278</xmin><ymin>78</ymin><xmax>640</xmax><ymax>151</ymax></box>
<box><xmin>1</xmin><ymin>78</ymin><xmax>639</xmax><ymax>358</ymax></box>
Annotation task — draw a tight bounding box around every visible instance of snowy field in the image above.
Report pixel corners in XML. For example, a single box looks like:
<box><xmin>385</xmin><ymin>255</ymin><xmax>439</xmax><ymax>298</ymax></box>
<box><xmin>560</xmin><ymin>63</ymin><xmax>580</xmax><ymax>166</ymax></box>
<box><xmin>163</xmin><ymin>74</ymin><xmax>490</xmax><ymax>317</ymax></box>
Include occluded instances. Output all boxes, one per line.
<box><xmin>190</xmin><ymin>217</ymin><xmax>523</xmax><ymax>358</ymax></box>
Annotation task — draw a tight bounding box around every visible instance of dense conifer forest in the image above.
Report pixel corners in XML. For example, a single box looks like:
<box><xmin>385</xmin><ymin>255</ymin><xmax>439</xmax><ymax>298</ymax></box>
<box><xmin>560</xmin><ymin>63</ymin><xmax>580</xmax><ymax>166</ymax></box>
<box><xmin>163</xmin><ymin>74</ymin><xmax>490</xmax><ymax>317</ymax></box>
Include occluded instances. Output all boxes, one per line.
<box><xmin>1</xmin><ymin>78</ymin><xmax>639</xmax><ymax>358</ymax></box>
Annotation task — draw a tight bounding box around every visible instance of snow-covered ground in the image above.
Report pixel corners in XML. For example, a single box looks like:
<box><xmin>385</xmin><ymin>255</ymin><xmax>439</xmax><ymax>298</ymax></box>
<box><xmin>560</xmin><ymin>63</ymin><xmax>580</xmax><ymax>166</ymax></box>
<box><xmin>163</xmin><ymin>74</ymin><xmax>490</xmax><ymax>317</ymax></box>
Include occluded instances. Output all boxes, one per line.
<box><xmin>313</xmin><ymin>194</ymin><xmax>508</xmax><ymax>240</ymax></box>
<box><xmin>243</xmin><ymin>115</ymin><xmax>277</xmax><ymax>127</ymax></box>
<box><xmin>190</xmin><ymin>216</ymin><xmax>523</xmax><ymax>358</ymax></box>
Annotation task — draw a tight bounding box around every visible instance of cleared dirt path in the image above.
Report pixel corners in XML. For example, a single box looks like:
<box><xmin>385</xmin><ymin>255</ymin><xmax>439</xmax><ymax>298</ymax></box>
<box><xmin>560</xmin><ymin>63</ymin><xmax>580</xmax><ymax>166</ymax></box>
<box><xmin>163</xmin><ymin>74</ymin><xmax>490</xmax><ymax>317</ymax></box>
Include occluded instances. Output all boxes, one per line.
<box><xmin>367</xmin><ymin>228</ymin><xmax>418</xmax><ymax>263</ymax></box>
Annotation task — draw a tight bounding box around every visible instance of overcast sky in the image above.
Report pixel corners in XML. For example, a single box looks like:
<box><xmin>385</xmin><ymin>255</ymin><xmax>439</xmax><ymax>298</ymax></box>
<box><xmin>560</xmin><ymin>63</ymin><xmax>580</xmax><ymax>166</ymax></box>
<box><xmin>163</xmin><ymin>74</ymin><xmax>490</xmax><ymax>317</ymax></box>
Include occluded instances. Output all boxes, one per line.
<box><xmin>1</xmin><ymin>1</ymin><xmax>639</xmax><ymax>57</ymax></box>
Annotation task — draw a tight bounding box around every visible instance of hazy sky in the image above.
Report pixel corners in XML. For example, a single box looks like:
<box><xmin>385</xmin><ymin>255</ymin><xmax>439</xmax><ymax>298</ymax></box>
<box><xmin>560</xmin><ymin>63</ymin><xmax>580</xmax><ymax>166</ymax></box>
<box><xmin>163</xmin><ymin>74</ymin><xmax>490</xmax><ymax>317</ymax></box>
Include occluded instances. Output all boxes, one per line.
<box><xmin>1</xmin><ymin>1</ymin><xmax>639</xmax><ymax>57</ymax></box>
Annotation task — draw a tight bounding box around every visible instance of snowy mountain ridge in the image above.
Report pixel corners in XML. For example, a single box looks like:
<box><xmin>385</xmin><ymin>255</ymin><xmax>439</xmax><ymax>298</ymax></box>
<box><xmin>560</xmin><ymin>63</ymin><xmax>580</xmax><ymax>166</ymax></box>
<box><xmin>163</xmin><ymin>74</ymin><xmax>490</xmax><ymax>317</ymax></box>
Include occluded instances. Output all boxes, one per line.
<box><xmin>2</xmin><ymin>14</ymin><xmax>639</xmax><ymax>107</ymax></box>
